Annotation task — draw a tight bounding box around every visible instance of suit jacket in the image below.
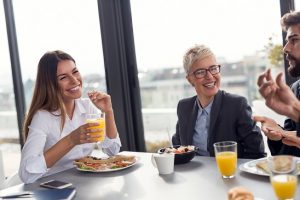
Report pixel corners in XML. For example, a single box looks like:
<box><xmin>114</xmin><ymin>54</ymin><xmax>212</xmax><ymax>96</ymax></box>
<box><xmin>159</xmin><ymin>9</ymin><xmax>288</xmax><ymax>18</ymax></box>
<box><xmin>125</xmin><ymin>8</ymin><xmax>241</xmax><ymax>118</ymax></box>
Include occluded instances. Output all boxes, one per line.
<box><xmin>172</xmin><ymin>90</ymin><xmax>266</xmax><ymax>159</ymax></box>
<box><xmin>268</xmin><ymin>79</ymin><xmax>300</xmax><ymax>156</ymax></box>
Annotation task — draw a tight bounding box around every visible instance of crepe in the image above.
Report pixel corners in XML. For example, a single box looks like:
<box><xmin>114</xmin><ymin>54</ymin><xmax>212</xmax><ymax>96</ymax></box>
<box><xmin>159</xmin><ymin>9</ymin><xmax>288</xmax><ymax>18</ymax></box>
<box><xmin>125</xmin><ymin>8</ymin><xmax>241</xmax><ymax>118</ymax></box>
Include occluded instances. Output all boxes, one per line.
<box><xmin>256</xmin><ymin>160</ymin><xmax>270</xmax><ymax>174</ymax></box>
<box><xmin>74</xmin><ymin>155</ymin><xmax>136</xmax><ymax>171</ymax></box>
<box><xmin>256</xmin><ymin>156</ymin><xmax>299</xmax><ymax>174</ymax></box>
<box><xmin>75</xmin><ymin>155</ymin><xmax>135</xmax><ymax>164</ymax></box>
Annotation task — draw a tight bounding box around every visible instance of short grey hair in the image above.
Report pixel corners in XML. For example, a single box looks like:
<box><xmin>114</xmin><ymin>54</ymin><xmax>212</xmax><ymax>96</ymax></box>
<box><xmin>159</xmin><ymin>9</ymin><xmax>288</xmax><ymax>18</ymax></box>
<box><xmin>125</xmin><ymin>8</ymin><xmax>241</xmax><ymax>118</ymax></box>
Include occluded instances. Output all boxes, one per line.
<box><xmin>183</xmin><ymin>44</ymin><xmax>215</xmax><ymax>74</ymax></box>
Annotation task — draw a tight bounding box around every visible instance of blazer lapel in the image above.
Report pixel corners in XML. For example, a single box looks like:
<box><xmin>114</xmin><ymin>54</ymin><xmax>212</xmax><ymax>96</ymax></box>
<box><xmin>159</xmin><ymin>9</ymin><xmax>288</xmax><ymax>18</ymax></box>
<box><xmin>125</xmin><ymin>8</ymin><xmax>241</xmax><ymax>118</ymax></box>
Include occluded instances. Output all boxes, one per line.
<box><xmin>186</xmin><ymin>97</ymin><xmax>198</xmax><ymax>144</ymax></box>
<box><xmin>208</xmin><ymin>90</ymin><xmax>223</xmax><ymax>147</ymax></box>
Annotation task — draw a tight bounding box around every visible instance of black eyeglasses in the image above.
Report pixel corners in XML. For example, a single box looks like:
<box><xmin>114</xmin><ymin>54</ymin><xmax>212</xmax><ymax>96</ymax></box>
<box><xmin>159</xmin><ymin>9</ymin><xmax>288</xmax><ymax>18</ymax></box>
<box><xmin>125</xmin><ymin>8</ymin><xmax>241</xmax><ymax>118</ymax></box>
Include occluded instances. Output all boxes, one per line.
<box><xmin>190</xmin><ymin>65</ymin><xmax>221</xmax><ymax>79</ymax></box>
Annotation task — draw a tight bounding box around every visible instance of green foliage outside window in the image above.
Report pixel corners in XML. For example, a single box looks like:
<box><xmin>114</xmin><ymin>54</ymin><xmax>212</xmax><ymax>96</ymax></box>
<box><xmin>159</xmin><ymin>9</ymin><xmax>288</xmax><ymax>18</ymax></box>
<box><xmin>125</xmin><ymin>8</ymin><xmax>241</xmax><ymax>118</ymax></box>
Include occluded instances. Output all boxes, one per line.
<box><xmin>265</xmin><ymin>36</ymin><xmax>284</xmax><ymax>68</ymax></box>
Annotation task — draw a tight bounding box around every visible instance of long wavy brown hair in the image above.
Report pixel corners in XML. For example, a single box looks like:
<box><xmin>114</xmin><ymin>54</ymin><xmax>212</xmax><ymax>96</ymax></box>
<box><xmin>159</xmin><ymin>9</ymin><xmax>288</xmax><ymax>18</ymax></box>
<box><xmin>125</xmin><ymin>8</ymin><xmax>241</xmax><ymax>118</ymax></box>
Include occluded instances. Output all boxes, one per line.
<box><xmin>23</xmin><ymin>50</ymin><xmax>75</xmax><ymax>141</ymax></box>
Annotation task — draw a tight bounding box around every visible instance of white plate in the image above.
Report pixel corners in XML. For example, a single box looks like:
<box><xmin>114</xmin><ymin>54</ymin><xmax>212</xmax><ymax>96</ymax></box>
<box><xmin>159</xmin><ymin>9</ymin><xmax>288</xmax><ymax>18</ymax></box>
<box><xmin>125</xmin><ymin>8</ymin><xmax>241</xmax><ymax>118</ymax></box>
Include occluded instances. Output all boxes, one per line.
<box><xmin>76</xmin><ymin>157</ymin><xmax>139</xmax><ymax>173</ymax></box>
<box><xmin>239</xmin><ymin>157</ymin><xmax>300</xmax><ymax>176</ymax></box>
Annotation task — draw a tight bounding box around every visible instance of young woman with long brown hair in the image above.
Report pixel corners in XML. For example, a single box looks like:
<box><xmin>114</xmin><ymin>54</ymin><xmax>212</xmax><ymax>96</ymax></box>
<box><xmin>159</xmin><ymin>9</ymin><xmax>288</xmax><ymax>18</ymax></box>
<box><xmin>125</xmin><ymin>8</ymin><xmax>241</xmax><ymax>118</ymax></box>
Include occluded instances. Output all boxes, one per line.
<box><xmin>19</xmin><ymin>50</ymin><xmax>121</xmax><ymax>183</ymax></box>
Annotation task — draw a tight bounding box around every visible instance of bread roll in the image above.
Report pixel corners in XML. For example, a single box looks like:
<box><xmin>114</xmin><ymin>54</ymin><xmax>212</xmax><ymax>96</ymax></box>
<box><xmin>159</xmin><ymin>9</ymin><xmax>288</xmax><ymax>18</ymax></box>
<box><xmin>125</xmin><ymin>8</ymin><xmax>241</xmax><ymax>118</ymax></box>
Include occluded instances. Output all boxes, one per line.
<box><xmin>228</xmin><ymin>186</ymin><xmax>254</xmax><ymax>200</ymax></box>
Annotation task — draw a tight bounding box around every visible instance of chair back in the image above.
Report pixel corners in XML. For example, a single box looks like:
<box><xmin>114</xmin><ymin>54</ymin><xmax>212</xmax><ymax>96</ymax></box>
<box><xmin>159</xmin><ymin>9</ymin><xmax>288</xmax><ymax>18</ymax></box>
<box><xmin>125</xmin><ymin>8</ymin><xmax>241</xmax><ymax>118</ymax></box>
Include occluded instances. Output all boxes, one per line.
<box><xmin>0</xmin><ymin>150</ymin><xmax>5</xmax><ymax>189</ymax></box>
<box><xmin>4</xmin><ymin>172</ymin><xmax>22</xmax><ymax>188</ymax></box>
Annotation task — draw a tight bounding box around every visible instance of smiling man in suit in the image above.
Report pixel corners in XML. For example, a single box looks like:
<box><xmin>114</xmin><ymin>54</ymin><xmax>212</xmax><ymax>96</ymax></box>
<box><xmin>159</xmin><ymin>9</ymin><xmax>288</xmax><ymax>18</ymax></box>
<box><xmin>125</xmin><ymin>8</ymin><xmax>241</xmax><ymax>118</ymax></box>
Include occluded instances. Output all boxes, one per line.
<box><xmin>172</xmin><ymin>44</ymin><xmax>266</xmax><ymax>159</ymax></box>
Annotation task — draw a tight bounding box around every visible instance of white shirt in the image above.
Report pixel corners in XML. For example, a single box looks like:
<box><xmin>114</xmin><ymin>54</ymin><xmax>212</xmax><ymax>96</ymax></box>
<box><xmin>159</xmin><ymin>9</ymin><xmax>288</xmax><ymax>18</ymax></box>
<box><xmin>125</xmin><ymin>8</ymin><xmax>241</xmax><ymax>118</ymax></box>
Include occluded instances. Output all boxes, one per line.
<box><xmin>19</xmin><ymin>98</ymin><xmax>121</xmax><ymax>183</ymax></box>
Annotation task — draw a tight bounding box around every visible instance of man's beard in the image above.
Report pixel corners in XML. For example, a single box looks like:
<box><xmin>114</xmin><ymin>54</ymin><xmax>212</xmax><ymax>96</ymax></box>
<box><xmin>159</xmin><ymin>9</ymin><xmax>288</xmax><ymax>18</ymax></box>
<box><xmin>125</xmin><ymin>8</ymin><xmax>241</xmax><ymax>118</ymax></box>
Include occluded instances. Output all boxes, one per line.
<box><xmin>287</xmin><ymin>55</ymin><xmax>300</xmax><ymax>77</ymax></box>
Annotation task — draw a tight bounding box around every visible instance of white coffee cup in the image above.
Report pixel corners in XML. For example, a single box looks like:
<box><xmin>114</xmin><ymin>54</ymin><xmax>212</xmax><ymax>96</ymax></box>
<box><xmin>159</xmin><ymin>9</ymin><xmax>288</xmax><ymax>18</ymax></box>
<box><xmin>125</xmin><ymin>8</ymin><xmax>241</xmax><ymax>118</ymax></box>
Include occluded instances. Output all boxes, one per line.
<box><xmin>151</xmin><ymin>153</ymin><xmax>174</xmax><ymax>175</ymax></box>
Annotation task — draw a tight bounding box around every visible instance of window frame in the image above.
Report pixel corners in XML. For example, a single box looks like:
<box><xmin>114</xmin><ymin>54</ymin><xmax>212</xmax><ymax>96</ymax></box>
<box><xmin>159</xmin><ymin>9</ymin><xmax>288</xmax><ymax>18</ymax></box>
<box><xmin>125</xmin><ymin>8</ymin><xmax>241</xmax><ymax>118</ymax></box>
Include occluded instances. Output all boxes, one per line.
<box><xmin>3</xmin><ymin>0</ymin><xmax>25</xmax><ymax>147</ymax></box>
<box><xmin>97</xmin><ymin>0</ymin><xmax>145</xmax><ymax>151</ymax></box>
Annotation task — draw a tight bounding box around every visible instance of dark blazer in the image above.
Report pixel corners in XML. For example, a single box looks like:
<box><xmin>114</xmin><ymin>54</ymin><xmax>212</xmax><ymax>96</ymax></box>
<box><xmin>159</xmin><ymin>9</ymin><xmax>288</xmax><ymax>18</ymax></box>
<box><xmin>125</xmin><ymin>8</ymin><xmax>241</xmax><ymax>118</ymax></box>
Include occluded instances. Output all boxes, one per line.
<box><xmin>268</xmin><ymin>79</ymin><xmax>300</xmax><ymax>156</ymax></box>
<box><xmin>172</xmin><ymin>90</ymin><xmax>266</xmax><ymax>159</ymax></box>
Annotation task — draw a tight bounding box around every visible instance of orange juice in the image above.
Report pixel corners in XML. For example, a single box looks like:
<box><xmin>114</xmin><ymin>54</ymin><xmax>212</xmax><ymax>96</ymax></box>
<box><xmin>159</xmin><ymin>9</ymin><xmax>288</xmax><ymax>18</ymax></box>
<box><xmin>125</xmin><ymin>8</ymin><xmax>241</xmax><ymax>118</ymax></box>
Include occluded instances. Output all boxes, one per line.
<box><xmin>86</xmin><ymin>118</ymin><xmax>105</xmax><ymax>142</ymax></box>
<box><xmin>271</xmin><ymin>174</ymin><xmax>297</xmax><ymax>200</ymax></box>
<box><xmin>215</xmin><ymin>151</ymin><xmax>237</xmax><ymax>177</ymax></box>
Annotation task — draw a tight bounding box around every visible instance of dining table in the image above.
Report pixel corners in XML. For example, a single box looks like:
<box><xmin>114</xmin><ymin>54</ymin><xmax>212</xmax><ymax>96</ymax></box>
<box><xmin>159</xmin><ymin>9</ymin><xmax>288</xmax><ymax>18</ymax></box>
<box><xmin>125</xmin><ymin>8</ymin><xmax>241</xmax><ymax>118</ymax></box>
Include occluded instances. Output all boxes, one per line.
<box><xmin>0</xmin><ymin>151</ymin><xmax>299</xmax><ymax>200</ymax></box>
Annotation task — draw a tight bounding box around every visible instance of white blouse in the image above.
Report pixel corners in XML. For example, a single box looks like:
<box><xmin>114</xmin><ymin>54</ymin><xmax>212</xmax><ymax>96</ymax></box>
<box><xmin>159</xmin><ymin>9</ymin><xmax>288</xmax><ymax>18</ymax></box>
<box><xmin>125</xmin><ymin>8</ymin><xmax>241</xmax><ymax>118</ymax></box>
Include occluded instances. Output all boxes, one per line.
<box><xmin>19</xmin><ymin>98</ymin><xmax>121</xmax><ymax>183</ymax></box>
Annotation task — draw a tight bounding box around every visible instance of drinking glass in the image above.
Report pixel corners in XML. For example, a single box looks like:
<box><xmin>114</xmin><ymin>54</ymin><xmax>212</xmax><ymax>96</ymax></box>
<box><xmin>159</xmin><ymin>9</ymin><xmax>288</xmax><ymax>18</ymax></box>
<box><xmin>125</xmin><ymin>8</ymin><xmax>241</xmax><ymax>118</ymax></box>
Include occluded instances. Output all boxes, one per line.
<box><xmin>213</xmin><ymin>141</ymin><xmax>237</xmax><ymax>178</ymax></box>
<box><xmin>86</xmin><ymin>113</ymin><xmax>105</xmax><ymax>142</ymax></box>
<box><xmin>268</xmin><ymin>155</ymin><xmax>298</xmax><ymax>200</ymax></box>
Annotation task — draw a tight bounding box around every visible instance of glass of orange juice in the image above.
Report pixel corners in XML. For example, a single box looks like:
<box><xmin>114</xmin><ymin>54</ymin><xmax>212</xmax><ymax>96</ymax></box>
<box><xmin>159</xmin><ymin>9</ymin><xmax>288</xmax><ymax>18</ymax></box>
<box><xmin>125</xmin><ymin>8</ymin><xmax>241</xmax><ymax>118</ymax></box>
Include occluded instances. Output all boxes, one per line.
<box><xmin>86</xmin><ymin>113</ymin><xmax>105</xmax><ymax>142</ymax></box>
<box><xmin>213</xmin><ymin>141</ymin><xmax>237</xmax><ymax>179</ymax></box>
<box><xmin>268</xmin><ymin>155</ymin><xmax>298</xmax><ymax>200</ymax></box>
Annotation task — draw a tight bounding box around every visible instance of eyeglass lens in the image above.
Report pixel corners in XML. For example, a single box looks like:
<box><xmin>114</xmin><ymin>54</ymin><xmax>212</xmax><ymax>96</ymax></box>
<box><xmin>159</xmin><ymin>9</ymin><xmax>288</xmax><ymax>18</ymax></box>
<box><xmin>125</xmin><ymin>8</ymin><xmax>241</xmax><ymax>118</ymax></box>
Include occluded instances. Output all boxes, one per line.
<box><xmin>193</xmin><ymin>65</ymin><xmax>220</xmax><ymax>78</ymax></box>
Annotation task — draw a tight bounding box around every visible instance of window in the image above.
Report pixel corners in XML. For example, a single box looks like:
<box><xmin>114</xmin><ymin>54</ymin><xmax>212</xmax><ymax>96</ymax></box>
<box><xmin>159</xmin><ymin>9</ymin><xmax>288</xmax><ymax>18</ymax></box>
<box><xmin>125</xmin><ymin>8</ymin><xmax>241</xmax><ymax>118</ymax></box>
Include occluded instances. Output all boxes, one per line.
<box><xmin>0</xmin><ymin>2</ymin><xmax>21</xmax><ymax>177</ymax></box>
<box><xmin>131</xmin><ymin>0</ymin><xmax>285</xmax><ymax>152</ymax></box>
<box><xmin>13</xmin><ymin>0</ymin><xmax>106</xmax><ymax>110</ymax></box>
<box><xmin>296</xmin><ymin>0</ymin><xmax>300</xmax><ymax>9</ymax></box>
<box><xmin>6</xmin><ymin>0</ymin><xmax>106</xmax><ymax>176</ymax></box>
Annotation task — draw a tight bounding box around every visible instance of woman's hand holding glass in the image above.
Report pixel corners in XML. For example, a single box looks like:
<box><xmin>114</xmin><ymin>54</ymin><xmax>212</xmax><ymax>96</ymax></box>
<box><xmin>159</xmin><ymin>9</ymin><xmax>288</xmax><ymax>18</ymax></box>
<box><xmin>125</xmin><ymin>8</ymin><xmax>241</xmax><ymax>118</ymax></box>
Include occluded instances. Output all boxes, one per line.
<box><xmin>68</xmin><ymin>122</ymin><xmax>102</xmax><ymax>145</ymax></box>
<box><xmin>87</xmin><ymin>90</ymin><xmax>118</xmax><ymax>140</ymax></box>
<box><xmin>86</xmin><ymin>113</ymin><xmax>106</xmax><ymax>142</ymax></box>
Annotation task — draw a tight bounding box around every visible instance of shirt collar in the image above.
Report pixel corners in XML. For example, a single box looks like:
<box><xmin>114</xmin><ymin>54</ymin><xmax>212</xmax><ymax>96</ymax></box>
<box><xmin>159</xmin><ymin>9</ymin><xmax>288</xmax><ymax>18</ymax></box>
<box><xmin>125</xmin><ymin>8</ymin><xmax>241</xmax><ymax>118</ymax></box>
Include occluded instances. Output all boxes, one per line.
<box><xmin>196</xmin><ymin>98</ymin><xmax>213</xmax><ymax>114</ymax></box>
